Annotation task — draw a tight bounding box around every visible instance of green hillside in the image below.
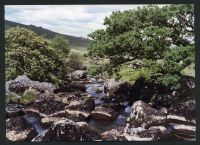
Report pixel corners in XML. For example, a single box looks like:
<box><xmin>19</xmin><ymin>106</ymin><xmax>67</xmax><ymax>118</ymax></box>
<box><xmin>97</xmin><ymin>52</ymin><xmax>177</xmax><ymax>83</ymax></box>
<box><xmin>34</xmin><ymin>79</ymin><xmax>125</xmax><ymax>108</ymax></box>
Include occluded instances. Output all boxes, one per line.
<box><xmin>5</xmin><ymin>20</ymin><xmax>92</xmax><ymax>48</ymax></box>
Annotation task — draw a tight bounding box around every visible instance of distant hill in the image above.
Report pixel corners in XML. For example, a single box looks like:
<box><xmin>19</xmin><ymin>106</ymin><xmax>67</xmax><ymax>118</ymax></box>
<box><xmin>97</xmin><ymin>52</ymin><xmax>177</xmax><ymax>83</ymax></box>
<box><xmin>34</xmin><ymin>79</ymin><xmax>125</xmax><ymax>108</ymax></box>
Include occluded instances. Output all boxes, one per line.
<box><xmin>5</xmin><ymin>20</ymin><xmax>92</xmax><ymax>48</ymax></box>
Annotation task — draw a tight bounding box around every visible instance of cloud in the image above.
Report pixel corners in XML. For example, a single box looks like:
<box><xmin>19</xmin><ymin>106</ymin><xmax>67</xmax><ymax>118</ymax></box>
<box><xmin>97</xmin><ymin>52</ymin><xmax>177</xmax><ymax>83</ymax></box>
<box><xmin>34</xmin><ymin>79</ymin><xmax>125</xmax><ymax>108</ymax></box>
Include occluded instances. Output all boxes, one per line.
<box><xmin>5</xmin><ymin>5</ymin><xmax>166</xmax><ymax>38</ymax></box>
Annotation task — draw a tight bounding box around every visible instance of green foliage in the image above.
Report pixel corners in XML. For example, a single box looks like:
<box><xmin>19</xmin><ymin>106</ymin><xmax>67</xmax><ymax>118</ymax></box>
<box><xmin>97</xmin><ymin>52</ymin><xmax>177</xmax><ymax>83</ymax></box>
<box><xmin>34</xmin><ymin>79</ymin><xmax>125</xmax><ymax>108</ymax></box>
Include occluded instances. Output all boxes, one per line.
<box><xmin>5</xmin><ymin>27</ymin><xmax>70</xmax><ymax>85</ymax></box>
<box><xmin>118</xmin><ymin>66</ymin><xmax>152</xmax><ymax>83</ymax></box>
<box><xmin>88</xmin><ymin>64</ymin><xmax>109</xmax><ymax>76</ymax></box>
<box><xmin>6</xmin><ymin>92</ymin><xmax>18</xmax><ymax>103</ymax></box>
<box><xmin>50</xmin><ymin>36</ymin><xmax>70</xmax><ymax>58</ymax></box>
<box><xmin>20</xmin><ymin>90</ymin><xmax>36</xmax><ymax>105</ymax></box>
<box><xmin>68</xmin><ymin>52</ymin><xmax>84</xmax><ymax>71</ymax></box>
<box><xmin>88</xmin><ymin>4</ymin><xmax>194</xmax><ymax>89</ymax></box>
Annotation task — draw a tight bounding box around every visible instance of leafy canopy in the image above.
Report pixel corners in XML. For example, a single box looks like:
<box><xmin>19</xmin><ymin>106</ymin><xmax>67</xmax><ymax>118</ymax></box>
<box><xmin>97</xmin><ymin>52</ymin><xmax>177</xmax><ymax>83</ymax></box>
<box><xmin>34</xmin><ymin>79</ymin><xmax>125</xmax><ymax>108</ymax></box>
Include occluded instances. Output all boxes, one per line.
<box><xmin>87</xmin><ymin>4</ymin><xmax>194</xmax><ymax>89</ymax></box>
<box><xmin>5</xmin><ymin>27</ymin><xmax>70</xmax><ymax>85</ymax></box>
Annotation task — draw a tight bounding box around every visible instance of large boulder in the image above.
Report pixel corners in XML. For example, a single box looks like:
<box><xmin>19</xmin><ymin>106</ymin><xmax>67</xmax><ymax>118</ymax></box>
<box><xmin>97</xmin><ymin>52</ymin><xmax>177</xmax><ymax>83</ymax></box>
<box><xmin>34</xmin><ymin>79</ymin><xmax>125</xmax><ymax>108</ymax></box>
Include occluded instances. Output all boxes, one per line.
<box><xmin>91</xmin><ymin>107</ymin><xmax>118</xmax><ymax>121</ymax></box>
<box><xmin>127</xmin><ymin>100</ymin><xmax>167</xmax><ymax>128</ymax></box>
<box><xmin>71</xmin><ymin>70</ymin><xmax>87</xmax><ymax>80</ymax></box>
<box><xmin>118</xmin><ymin>126</ymin><xmax>168</xmax><ymax>141</ymax></box>
<box><xmin>6</xmin><ymin>75</ymin><xmax>56</xmax><ymax>100</ymax></box>
<box><xmin>168</xmin><ymin>99</ymin><xmax>195</xmax><ymax>120</ymax></box>
<box><xmin>32</xmin><ymin>118</ymin><xmax>94</xmax><ymax>141</ymax></box>
<box><xmin>6</xmin><ymin>116</ymin><xmax>38</xmax><ymax>141</ymax></box>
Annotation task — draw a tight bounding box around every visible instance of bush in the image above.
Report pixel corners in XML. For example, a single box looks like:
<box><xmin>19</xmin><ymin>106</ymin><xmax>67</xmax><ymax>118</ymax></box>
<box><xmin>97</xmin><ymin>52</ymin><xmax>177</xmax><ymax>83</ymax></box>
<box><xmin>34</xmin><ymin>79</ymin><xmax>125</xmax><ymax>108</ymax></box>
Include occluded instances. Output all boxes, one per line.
<box><xmin>20</xmin><ymin>90</ymin><xmax>36</xmax><ymax>105</ymax></box>
<box><xmin>6</xmin><ymin>92</ymin><xmax>18</xmax><ymax>104</ymax></box>
<box><xmin>50</xmin><ymin>36</ymin><xmax>70</xmax><ymax>58</ymax></box>
<box><xmin>68</xmin><ymin>52</ymin><xmax>84</xmax><ymax>71</ymax></box>
<box><xmin>5</xmin><ymin>27</ymin><xmax>70</xmax><ymax>85</ymax></box>
<box><xmin>88</xmin><ymin>64</ymin><xmax>108</xmax><ymax>76</ymax></box>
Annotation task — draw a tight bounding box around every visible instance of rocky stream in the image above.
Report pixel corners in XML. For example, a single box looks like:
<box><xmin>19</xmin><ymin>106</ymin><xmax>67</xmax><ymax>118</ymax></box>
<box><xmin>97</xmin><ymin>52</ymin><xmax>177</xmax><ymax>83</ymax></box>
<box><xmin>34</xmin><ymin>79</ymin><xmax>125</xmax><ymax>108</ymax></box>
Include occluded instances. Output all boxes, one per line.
<box><xmin>6</xmin><ymin>70</ymin><xmax>196</xmax><ymax>141</ymax></box>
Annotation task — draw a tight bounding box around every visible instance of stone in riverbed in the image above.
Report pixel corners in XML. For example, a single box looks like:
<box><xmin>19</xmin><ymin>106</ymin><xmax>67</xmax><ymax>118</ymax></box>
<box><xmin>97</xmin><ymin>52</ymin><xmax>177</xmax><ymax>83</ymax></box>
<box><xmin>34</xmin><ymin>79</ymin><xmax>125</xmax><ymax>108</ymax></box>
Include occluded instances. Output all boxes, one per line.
<box><xmin>100</xmin><ymin>126</ymin><xmax>168</xmax><ymax>141</ymax></box>
<box><xmin>6</xmin><ymin>104</ymin><xmax>25</xmax><ymax>118</ymax></box>
<box><xmin>91</xmin><ymin>106</ymin><xmax>118</xmax><ymax>121</ymax></box>
<box><xmin>169</xmin><ymin>123</ymin><xmax>196</xmax><ymax>140</ymax></box>
<box><xmin>65</xmin><ymin>97</ymin><xmax>95</xmax><ymax>119</ymax></box>
<box><xmin>71</xmin><ymin>70</ymin><xmax>87</xmax><ymax>80</ymax></box>
<box><xmin>168</xmin><ymin>99</ymin><xmax>195</xmax><ymax>120</ymax></box>
<box><xmin>32</xmin><ymin>118</ymin><xmax>93</xmax><ymax>141</ymax></box>
<box><xmin>127</xmin><ymin>100</ymin><xmax>167</xmax><ymax>128</ymax></box>
<box><xmin>6</xmin><ymin>75</ymin><xmax>56</xmax><ymax>99</ymax></box>
<box><xmin>53</xmin><ymin>82</ymin><xmax>86</xmax><ymax>93</ymax></box>
<box><xmin>34</xmin><ymin>100</ymin><xmax>65</xmax><ymax>115</ymax></box>
<box><xmin>118</xmin><ymin>126</ymin><xmax>168</xmax><ymax>141</ymax></box>
<box><xmin>6</xmin><ymin>116</ymin><xmax>38</xmax><ymax>141</ymax></box>
<box><xmin>41</xmin><ymin>117</ymin><xmax>62</xmax><ymax>127</ymax></box>
<box><xmin>100</xmin><ymin>128</ymin><xmax>123</xmax><ymax>141</ymax></box>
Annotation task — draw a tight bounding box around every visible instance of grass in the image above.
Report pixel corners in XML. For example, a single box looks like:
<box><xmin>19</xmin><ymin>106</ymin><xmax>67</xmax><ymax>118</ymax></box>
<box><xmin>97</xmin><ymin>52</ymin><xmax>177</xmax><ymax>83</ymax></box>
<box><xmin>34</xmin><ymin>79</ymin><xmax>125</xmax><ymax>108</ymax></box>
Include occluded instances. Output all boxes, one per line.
<box><xmin>116</xmin><ymin>65</ymin><xmax>152</xmax><ymax>84</ymax></box>
<box><xmin>6</xmin><ymin>92</ymin><xmax>18</xmax><ymax>103</ymax></box>
<box><xmin>20</xmin><ymin>89</ymin><xmax>37</xmax><ymax>105</ymax></box>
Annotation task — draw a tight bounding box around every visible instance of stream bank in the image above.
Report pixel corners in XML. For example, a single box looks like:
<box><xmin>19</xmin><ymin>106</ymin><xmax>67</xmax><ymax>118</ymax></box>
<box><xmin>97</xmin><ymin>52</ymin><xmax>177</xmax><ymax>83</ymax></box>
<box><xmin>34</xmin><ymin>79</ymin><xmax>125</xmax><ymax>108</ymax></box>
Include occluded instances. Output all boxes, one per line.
<box><xmin>6</xmin><ymin>74</ymin><xmax>196</xmax><ymax>141</ymax></box>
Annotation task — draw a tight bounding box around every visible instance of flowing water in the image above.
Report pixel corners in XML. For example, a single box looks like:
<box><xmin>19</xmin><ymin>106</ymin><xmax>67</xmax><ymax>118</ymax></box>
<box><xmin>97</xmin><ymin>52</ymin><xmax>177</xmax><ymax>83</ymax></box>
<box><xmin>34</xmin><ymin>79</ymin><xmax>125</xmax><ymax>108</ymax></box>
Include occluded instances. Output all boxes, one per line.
<box><xmin>85</xmin><ymin>78</ymin><xmax>131</xmax><ymax>133</ymax></box>
<box><xmin>24</xmin><ymin>113</ymin><xmax>46</xmax><ymax>135</ymax></box>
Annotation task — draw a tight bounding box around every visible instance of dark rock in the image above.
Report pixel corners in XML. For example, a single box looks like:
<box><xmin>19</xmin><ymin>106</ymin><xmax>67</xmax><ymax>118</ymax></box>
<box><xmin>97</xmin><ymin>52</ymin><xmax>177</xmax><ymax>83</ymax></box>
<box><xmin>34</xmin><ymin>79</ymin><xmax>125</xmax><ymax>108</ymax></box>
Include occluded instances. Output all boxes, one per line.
<box><xmin>104</xmin><ymin>79</ymin><xmax>133</xmax><ymax>107</ymax></box>
<box><xmin>6</xmin><ymin>104</ymin><xmax>25</xmax><ymax>118</ymax></box>
<box><xmin>168</xmin><ymin>99</ymin><xmax>195</xmax><ymax>120</ymax></box>
<box><xmin>6</xmin><ymin>116</ymin><xmax>38</xmax><ymax>141</ymax></box>
<box><xmin>32</xmin><ymin>118</ymin><xmax>93</xmax><ymax>141</ymax></box>
<box><xmin>34</xmin><ymin>100</ymin><xmax>65</xmax><ymax>115</ymax></box>
<box><xmin>6</xmin><ymin>75</ymin><xmax>56</xmax><ymax>100</ymax></box>
<box><xmin>65</xmin><ymin>98</ymin><xmax>95</xmax><ymax>119</ymax></box>
<box><xmin>91</xmin><ymin>107</ymin><xmax>118</xmax><ymax>121</ymax></box>
<box><xmin>76</xmin><ymin>121</ymin><xmax>97</xmax><ymax>137</ymax></box>
<box><xmin>151</xmin><ymin>94</ymin><xmax>175</xmax><ymax>110</ymax></box>
<box><xmin>54</xmin><ymin>82</ymin><xmax>86</xmax><ymax>93</ymax></box>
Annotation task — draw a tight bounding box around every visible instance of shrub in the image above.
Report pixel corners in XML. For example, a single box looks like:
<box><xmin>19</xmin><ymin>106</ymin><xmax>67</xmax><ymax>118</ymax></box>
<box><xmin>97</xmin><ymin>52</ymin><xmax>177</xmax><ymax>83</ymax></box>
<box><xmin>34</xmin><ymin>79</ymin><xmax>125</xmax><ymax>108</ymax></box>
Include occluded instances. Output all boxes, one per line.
<box><xmin>5</xmin><ymin>27</ymin><xmax>70</xmax><ymax>85</ymax></box>
<box><xmin>20</xmin><ymin>90</ymin><xmax>36</xmax><ymax>105</ymax></box>
<box><xmin>6</xmin><ymin>92</ymin><xmax>18</xmax><ymax>104</ymax></box>
<box><xmin>50</xmin><ymin>36</ymin><xmax>70</xmax><ymax>58</ymax></box>
<box><xmin>68</xmin><ymin>52</ymin><xmax>83</xmax><ymax>71</ymax></box>
<box><xmin>88</xmin><ymin>64</ymin><xmax>107</xmax><ymax>76</ymax></box>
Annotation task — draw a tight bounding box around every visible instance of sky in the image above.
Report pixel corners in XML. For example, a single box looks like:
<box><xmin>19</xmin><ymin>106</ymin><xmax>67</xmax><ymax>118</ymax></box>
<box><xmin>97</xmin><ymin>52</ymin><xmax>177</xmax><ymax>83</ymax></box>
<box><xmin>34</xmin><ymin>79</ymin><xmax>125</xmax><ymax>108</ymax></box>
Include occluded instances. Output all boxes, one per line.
<box><xmin>5</xmin><ymin>5</ymin><xmax>166</xmax><ymax>38</ymax></box>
